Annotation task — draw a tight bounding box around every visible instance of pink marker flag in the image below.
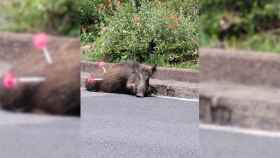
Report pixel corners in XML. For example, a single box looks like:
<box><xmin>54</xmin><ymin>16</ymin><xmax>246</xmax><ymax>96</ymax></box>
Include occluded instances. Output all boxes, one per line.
<box><xmin>3</xmin><ymin>72</ymin><xmax>17</xmax><ymax>90</ymax></box>
<box><xmin>33</xmin><ymin>33</ymin><xmax>53</xmax><ymax>64</ymax></box>
<box><xmin>18</xmin><ymin>76</ymin><xmax>46</xmax><ymax>83</ymax></box>
<box><xmin>86</xmin><ymin>74</ymin><xmax>103</xmax><ymax>84</ymax></box>
<box><xmin>96</xmin><ymin>61</ymin><xmax>106</xmax><ymax>73</ymax></box>
<box><xmin>86</xmin><ymin>77</ymin><xmax>95</xmax><ymax>84</ymax></box>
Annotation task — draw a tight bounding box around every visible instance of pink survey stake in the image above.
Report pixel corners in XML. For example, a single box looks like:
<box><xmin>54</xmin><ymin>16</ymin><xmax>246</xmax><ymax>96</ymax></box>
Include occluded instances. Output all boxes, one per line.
<box><xmin>2</xmin><ymin>72</ymin><xmax>46</xmax><ymax>89</ymax></box>
<box><xmin>96</xmin><ymin>61</ymin><xmax>106</xmax><ymax>73</ymax></box>
<box><xmin>96</xmin><ymin>61</ymin><xmax>105</xmax><ymax>68</ymax></box>
<box><xmin>3</xmin><ymin>72</ymin><xmax>17</xmax><ymax>90</ymax></box>
<box><xmin>33</xmin><ymin>33</ymin><xmax>53</xmax><ymax>64</ymax></box>
<box><xmin>33</xmin><ymin>33</ymin><xmax>48</xmax><ymax>49</ymax></box>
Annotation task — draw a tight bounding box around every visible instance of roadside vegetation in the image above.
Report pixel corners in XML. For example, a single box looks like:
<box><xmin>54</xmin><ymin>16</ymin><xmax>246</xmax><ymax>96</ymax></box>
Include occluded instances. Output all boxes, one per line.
<box><xmin>200</xmin><ymin>0</ymin><xmax>280</xmax><ymax>53</ymax></box>
<box><xmin>81</xmin><ymin>0</ymin><xmax>199</xmax><ymax>69</ymax></box>
<box><xmin>0</xmin><ymin>0</ymin><xmax>80</xmax><ymax>36</ymax></box>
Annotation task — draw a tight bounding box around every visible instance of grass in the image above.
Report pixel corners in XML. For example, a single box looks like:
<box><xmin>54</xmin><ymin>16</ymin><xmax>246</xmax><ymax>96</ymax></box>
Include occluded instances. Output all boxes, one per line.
<box><xmin>200</xmin><ymin>30</ymin><xmax>280</xmax><ymax>53</ymax></box>
<box><xmin>81</xmin><ymin>48</ymin><xmax>199</xmax><ymax>71</ymax></box>
<box><xmin>234</xmin><ymin>32</ymin><xmax>280</xmax><ymax>53</ymax></box>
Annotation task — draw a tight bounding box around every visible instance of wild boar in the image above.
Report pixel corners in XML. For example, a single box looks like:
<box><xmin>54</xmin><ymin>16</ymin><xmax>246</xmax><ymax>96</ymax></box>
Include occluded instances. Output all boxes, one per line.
<box><xmin>85</xmin><ymin>62</ymin><xmax>156</xmax><ymax>97</ymax></box>
<box><xmin>0</xmin><ymin>39</ymin><xmax>80</xmax><ymax>116</ymax></box>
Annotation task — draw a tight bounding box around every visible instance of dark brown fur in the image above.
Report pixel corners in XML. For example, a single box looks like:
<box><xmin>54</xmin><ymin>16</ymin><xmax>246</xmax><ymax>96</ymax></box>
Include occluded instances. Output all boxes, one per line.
<box><xmin>85</xmin><ymin>62</ymin><xmax>156</xmax><ymax>97</ymax></box>
<box><xmin>0</xmin><ymin>39</ymin><xmax>80</xmax><ymax>116</ymax></box>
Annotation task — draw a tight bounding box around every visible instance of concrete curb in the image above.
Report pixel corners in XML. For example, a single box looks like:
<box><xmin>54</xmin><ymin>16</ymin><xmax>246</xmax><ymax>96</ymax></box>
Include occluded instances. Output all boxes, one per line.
<box><xmin>81</xmin><ymin>60</ymin><xmax>199</xmax><ymax>83</ymax></box>
<box><xmin>200</xmin><ymin>48</ymin><xmax>280</xmax><ymax>131</ymax></box>
<box><xmin>199</xmin><ymin>81</ymin><xmax>280</xmax><ymax>131</ymax></box>
<box><xmin>0</xmin><ymin>32</ymin><xmax>78</xmax><ymax>63</ymax></box>
<box><xmin>200</xmin><ymin>48</ymin><xmax>280</xmax><ymax>88</ymax></box>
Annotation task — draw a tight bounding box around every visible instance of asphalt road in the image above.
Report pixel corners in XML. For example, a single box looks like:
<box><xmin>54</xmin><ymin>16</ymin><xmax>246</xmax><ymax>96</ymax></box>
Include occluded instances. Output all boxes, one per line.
<box><xmin>0</xmin><ymin>111</ymin><xmax>79</xmax><ymax>158</ymax></box>
<box><xmin>2</xmin><ymin>61</ymin><xmax>279</xmax><ymax>158</ymax></box>
<box><xmin>0</xmin><ymin>60</ymin><xmax>80</xmax><ymax>158</ymax></box>
<box><xmin>200</xmin><ymin>124</ymin><xmax>280</xmax><ymax>158</ymax></box>
<box><xmin>82</xmin><ymin>90</ymin><xmax>280</xmax><ymax>158</ymax></box>
<box><xmin>81</xmin><ymin>90</ymin><xmax>200</xmax><ymax>158</ymax></box>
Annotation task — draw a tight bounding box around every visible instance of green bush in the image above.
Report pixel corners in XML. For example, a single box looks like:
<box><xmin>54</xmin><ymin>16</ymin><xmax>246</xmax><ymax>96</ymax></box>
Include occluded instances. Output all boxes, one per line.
<box><xmin>80</xmin><ymin>0</ymin><xmax>106</xmax><ymax>42</ymax></box>
<box><xmin>200</xmin><ymin>0</ymin><xmax>280</xmax><ymax>52</ymax></box>
<box><xmin>93</xmin><ymin>0</ymin><xmax>199</xmax><ymax>65</ymax></box>
<box><xmin>0</xmin><ymin>0</ymin><xmax>80</xmax><ymax>36</ymax></box>
<box><xmin>80</xmin><ymin>0</ymin><xmax>133</xmax><ymax>43</ymax></box>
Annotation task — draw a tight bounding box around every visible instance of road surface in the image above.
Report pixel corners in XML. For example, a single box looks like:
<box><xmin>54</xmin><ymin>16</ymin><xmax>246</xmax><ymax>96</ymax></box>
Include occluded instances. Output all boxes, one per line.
<box><xmin>0</xmin><ymin>111</ymin><xmax>79</xmax><ymax>158</ymax></box>
<box><xmin>201</xmin><ymin>124</ymin><xmax>280</xmax><ymax>158</ymax></box>
<box><xmin>1</xmin><ymin>64</ymin><xmax>279</xmax><ymax>158</ymax></box>
<box><xmin>82</xmin><ymin>90</ymin><xmax>280</xmax><ymax>158</ymax></box>
<box><xmin>81</xmin><ymin>90</ymin><xmax>200</xmax><ymax>158</ymax></box>
<box><xmin>0</xmin><ymin>60</ymin><xmax>79</xmax><ymax>158</ymax></box>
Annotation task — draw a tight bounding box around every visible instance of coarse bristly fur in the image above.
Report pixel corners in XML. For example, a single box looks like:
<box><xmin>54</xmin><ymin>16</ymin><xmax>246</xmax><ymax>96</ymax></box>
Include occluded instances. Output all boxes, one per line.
<box><xmin>85</xmin><ymin>61</ymin><xmax>157</xmax><ymax>97</ymax></box>
<box><xmin>0</xmin><ymin>39</ymin><xmax>80</xmax><ymax>116</ymax></box>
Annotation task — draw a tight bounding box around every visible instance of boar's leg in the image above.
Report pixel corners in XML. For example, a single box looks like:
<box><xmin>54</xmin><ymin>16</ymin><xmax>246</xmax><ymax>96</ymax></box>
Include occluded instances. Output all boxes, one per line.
<box><xmin>0</xmin><ymin>82</ymin><xmax>39</xmax><ymax>113</ymax></box>
<box><xmin>126</xmin><ymin>74</ymin><xmax>137</xmax><ymax>95</ymax></box>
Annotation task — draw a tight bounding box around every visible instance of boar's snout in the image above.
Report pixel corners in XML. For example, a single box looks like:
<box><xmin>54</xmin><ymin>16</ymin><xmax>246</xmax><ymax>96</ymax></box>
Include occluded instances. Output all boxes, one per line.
<box><xmin>136</xmin><ymin>92</ymin><xmax>145</xmax><ymax>97</ymax></box>
<box><xmin>135</xmin><ymin>80</ymin><xmax>147</xmax><ymax>97</ymax></box>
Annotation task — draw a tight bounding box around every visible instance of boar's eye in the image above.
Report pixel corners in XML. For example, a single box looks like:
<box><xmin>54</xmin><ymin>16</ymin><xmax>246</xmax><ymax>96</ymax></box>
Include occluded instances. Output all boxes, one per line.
<box><xmin>138</xmin><ymin>70</ymin><xmax>147</xmax><ymax>78</ymax></box>
<box><xmin>140</xmin><ymin>69</ymin><xmax>149</xmax><ymax>77</ymax></box>
<box><xmin>143</xmin><ymin>73</ymin><xmax>150</xmax><ymax>80</ymax></box>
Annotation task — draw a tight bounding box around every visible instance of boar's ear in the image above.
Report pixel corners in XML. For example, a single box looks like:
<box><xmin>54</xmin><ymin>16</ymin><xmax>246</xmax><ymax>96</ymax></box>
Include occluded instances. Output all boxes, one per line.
<box><xmin>141</xmin><ymin>64</ymin><xmax>156</xmax><ymax>75</ymax></box>
<box><xmin>130</xmin><ymin>61</ymin><xmax>140</xmax><ymax>70</ymax></box>
<box><xmin>151</xmin><ymin>64</ymin><xmax>157</xmax><ymax>75</ymax></box>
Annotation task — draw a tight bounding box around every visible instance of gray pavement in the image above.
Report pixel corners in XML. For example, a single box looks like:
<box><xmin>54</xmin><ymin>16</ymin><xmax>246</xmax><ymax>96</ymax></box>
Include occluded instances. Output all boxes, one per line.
<box><xmin>0</xmin><ymin>62</ymin><xmax>79</xmax><ymax>158</ymax></box>
<box><xmin>2</xmin><ymin>77</ymin><xmax>279</xmax><ymax>158</ymax></box>
<box><xmin>81</xmin><ymin>91</ymin><xmax>200</xmax><ymax>158</ymax></box>
<box><xmin>200</xmin><ymin>125</ymin><xmax>280</xmax><ymax>158</ymax></box>
<box><xmin>0</xmin><ymin>110</ymin><xmax>79</xmax><ymax>158</ymax></box>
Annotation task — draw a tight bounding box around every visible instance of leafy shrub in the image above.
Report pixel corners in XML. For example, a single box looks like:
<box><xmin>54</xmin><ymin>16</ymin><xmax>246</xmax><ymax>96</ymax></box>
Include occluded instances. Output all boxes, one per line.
<box><xmin>200</xmin><ymin>0</ymin><xmax>280</xmax><ymax>52</ymax></box>
<box><xmin>93</xmin><ymin>0</ymin><xmax>199</xmax><ymax>65</ymax></box>
<box><xmin>0</xmin><ymin>0</ymin><xmax>80</xmax><ymax>36</ymax></box>
<box><xmin>80</xmin><ymin>0</ymin><xmax>131</xmax><ymax>42</ymax></box>
<box><xmin>80</xmin><ymin>0</ymin><xmax>105</xmax><ymax>42</ymax></box>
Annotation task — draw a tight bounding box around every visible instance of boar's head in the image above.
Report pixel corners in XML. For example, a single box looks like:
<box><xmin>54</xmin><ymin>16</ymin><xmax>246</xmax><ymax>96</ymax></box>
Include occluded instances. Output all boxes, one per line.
<box><xmin>127</xmin><ymin>63</ymin><xmax>157</xmax><ymax>97</ymax></box>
